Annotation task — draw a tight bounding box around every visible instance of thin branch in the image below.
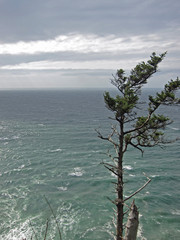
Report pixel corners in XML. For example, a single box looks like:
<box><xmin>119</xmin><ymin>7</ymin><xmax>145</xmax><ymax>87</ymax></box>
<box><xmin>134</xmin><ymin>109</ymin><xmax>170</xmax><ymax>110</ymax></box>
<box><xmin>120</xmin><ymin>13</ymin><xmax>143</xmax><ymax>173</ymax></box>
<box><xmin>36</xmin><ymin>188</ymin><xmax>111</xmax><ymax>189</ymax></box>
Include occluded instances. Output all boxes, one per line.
<box><xmin>109</xmin><ymin>117</ymin><xmax>117</xmax><ymax>121</ymax></box>
<box><xmin>123</xmin><ymin>209</ymin><xmax>130</xmax><ymax>216</ymax></box>
<box><xmin>107</xmin><ymin>196</ymin><xmax>117</xmax><ymax>205</ymax></box>
<box><xmin>124</xmin><ymin>174</ymin><xmax>151</xmax><ymax>202</ymax></box>
<box><xmin>111</xmin><ymin>125</ymin><xmax>120</xmax><ymax>137</ymax></box>
<box><xmin>123</xmin><ymin>202</ymin><xmax>131</xmax><ymax>211</ymax></box>
<box><xmin>101</xmin><ymin>161</ymin><xmax>118</xmax><ymax>170</ymax></box>
<box><xmin>44</xmin><ymin>219</ymin><xmax>49</xmax><ymax>240</ymax></box>
<box><xmin>106</xmin><ymin>150</ymin><xmax>118</xmax><ymax>164</ymax></box>
<box><xmin>124</xmin><ymin>114</ymin><xmax>151</xmax><ymax>135</ymax></box>
<box><xmin>124</xmin><ymin>101</ymin><xmax>163</xmax><ymax>135</ymax></box>
<box><xmin>29</xmin><ymin>220</ymin><xmax>39</xmax><ymax>240</ymax></box>
<box><xmin>111</xmin><ymin>181</ymin><xmax>118</xmax><ymax>185</ymax></box>
<box><xmin>104</xmin><ymin>165</ymin><xmax>119</xmax><ymax>177</ymax></box>
<box><xmin>113</xmin><ymin>207</ymin><xmax>117</xmax><ymax>214</ymax></box>
<box><xmin>123</xmin><ymin>142</ymin><xmax>128</xmax><ymax>154</ymax></box>
<box><xmin>95</xmin><ymin>129</ymin><xmax>119</xmax><ymax>147</ymax></box>
<box><xmin>129</xmin><ymin>141</ymin><xmax>144</xmax><ymax>156</ymax></box>
<box><xmin>44</xmin><ymin>196</ymin><xmax>62</xmax><ymax>240</ymax></box>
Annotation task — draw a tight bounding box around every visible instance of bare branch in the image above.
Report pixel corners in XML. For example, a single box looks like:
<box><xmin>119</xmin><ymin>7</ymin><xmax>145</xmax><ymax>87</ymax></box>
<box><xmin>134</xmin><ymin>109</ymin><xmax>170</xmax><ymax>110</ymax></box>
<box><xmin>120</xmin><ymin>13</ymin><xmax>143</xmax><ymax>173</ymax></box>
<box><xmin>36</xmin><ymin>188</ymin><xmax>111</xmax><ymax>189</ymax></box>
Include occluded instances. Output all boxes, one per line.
<box><xmin>44</xmin><ymin>219</ymin><xmax>49</xmax><ymax>240</ymax></box>
<box><xmin>129</xmin><ymin>142</ymin><xmax>144</xmax><ymax>156</ymax></box>
<box><xmin>111</xmin><ymin>181</ymin><xmax>118</xmax><ymax>185</ymax></box>
<box><xmin>111</xmin><ymin>125</ymin><xmax>120</xmax><ymax>137</ymax></box>
<box><xmin>124</xmin><ymin>174</ymin><xmax>151</xmax><ymax>202</ymax></box>
<box><xmin>107</xmin><ymin>196</ymin><xmax>117</xmax><ymax>205</ymax></box>
<box><xmin>124</xmin><ymin>114</ymin><xmax>151</xmax><ymax>135</ymax></box>
<box><xmin>124</xmin><ymin>100</ymin><xmax>165</xmax><ymax>135</ymax></box>
<box><xmin>95</xmin><ymin>129</ymin><xmax>119</xmax><ymax>147</ymax></box>
<box><xmin>123</xmin><ymin>142</ymin><xmax>128</xmax><ymax>154</ymax></box>
<box><xmin>101</xmin><ymin>161</ymin><xmax>118</xmax><ymax>170</ymax></box>
<box><xmin>104</xmin><ymin>165</ymin><xmax>120</xmax><ymax>177</ymax></box>
<box><xmin>44</xmin><ymin>196</ymin><xmax>62</xmax><ymax>240</ymax></box>
<box><xmin>123</xmin><ymin>209</ymin><xmax>130</xmax><ymax>216</ymax></box>
<box><xmin>29</xmin><ymin>220</ymin><xmax>39</xmax><ymax>240</ymax></box>
<box><xmin>106</xmin><ymin>150</ymin><xmax>118</xmax><ymax>164</ymax></box>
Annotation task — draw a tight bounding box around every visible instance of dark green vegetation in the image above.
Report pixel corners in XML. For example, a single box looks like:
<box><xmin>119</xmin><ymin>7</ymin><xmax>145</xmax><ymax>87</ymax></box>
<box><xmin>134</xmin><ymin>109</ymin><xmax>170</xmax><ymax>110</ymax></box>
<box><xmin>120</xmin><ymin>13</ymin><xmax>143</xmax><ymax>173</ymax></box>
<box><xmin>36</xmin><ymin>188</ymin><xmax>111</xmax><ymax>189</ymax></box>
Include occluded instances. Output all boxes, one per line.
<box><xmin>97</xmin><ymin>52</ymin><xmax>180</xmax><ymax>240</ymax></box>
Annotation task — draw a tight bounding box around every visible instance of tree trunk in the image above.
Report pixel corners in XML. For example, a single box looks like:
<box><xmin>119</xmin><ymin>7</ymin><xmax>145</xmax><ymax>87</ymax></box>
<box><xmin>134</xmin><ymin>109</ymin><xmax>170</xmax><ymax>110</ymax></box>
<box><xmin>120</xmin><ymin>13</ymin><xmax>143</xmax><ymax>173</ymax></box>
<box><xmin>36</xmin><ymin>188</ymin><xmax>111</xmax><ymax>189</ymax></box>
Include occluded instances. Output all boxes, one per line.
<box><xmin>116</xmin><ymin>185</ymin><xmax>123</xmax><ymax>240</ymax></box>
<box><xmin>116</xmin><ymin>121</ymin><xmax>124</xmax><ymax>240</ymax></box>
<box><xmin>124</xmin><ymin>200</ymin><xmax>139</xmax><ymax>240</ymax></box>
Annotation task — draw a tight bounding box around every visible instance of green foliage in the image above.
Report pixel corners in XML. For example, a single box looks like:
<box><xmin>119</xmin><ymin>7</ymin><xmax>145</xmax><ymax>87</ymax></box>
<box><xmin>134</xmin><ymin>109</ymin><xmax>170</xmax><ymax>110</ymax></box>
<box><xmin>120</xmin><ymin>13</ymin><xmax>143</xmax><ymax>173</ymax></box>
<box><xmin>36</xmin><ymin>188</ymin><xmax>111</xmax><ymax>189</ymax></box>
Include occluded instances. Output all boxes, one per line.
<box><xmin>148</xmin><ymin>77</ymin><xmax>180</xmax><ymax>113</ymax></box>
<box><xmin>104</xmin><ymin>52</ymin><xmax>180</xmax><ymax>150</ymax></box>
<box><xmin>100</xmin><ymin>52</ymin><xmax>180</xmax><ymax>240</ymax></box>
<box><xmin>104</xmin><ymin>90</ymin><xmax>138</xmax><ymax>117</ymax></box>
<box><xmin>133</xmin><ymin>114</ymin><xmax>170</xmax><ymax>147</ymax></box>
<box><xmin>111</xmin><ymin>52</ymin><xmax>167</xmax><ymax>94</ymax></box>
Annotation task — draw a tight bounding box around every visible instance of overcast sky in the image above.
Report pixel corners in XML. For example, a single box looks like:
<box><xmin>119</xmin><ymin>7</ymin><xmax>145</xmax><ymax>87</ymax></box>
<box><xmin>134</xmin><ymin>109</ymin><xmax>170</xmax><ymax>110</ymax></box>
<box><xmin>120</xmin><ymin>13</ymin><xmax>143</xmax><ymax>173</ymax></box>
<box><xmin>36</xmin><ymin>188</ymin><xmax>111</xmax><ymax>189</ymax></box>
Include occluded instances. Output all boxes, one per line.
<box><xmin>0</xmin><ymin>0</ymin><xmax>179</xmax><ymax>89</ymax></box>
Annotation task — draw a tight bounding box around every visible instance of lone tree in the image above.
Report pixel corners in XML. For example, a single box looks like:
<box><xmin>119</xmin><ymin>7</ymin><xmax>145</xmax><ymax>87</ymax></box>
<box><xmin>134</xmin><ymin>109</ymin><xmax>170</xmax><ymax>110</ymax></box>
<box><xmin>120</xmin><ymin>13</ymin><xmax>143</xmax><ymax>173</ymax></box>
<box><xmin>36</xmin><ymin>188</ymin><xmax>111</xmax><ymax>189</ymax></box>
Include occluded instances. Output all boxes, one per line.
<box><xmin>96</xmin><ymin>52</ymin><xmax>180</xmax><ymax>240</ymax></box>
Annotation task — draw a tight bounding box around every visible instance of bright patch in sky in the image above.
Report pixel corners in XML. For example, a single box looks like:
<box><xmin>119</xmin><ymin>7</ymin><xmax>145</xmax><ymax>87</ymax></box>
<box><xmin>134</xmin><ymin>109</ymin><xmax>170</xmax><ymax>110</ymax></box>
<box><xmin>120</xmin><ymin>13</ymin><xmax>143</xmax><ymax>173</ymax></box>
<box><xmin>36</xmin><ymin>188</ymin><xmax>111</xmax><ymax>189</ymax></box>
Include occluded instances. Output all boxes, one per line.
<box><xmin>0</xmin><ymin>33</ymin><xmax>175</xmax><ymax>55</ymax></box>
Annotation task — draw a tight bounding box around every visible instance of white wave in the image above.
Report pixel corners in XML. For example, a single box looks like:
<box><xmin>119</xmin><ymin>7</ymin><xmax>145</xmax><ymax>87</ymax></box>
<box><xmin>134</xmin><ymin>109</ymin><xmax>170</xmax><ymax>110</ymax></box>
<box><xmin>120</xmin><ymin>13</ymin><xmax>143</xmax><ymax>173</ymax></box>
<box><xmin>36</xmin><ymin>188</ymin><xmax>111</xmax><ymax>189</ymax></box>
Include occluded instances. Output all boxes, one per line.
<box><xmin>37</xmin><ymin>123</ymin><xmax>45</xmax><ymax>127</ymax></box>
<box><xmin>150</xmin><ymin>175</ymin><xmax>160</xmax><ymax>178</ymax></box>
<box><xmin>0</xmin><ymin>218</ymin><xmax>32</xmax><ymax>240</ymax></box>
<box><xmin>137</xmin><ymin>224</ymin><xmax>147</xmax><ymax>240</ymax></box>
<box><xmin>111</xmin><ymin>172</ymin><xmax>116</xmax><ymax>177</ymax></box>
<box><xmin>12</xmin><ymin>165</ymin><xmax>25</xmax><ymax>173</ymax></box>
<box><xmin>171</xmin><ymin>209</ymin><xmax>180</xmax><ymax>215</ymax></box>
<box><xmin>68</xmin><ymin>167</ymin><xmax>84</xmax><ymax>177</ymax></box>
<box><xmin>0</xmin><ymin>137</ymin><xmax>8</xmax><ymax>141</ymax></box>
<box><xmin>137</xmin><ymin>215</ymin><xmax>147</xmax><ymax>240</ymax></box>
<box><xmin>57</xmin><ymin>186</ymin><xmax>68</xmax><ymax>191</ymax></box>
<box><xmin>168</xmin><ymin>126</ymin><xmax>179</xmax><ymax>131</ymax></box>
<box><xmin>12</xmin><ymin>135</ymin><xmax>20</xmax><ymax>140</ymax></box>
<box><xmin>124</xmin><ymin>165</ymin><xmax>133</xmax><ymax>170</ymax></box>
<box><xmin>0</xmin><ymin>136</ymin><xmax>20</xmax><ymax>141</ymax></box>
<box><xmin>91</xmin><ymin>150</ymin><xmax>101</xmax><ymax>153</ymax></box>
<box><xmin>48</xmin><ymin>148</ymin><xmax>62</xmax><ymax>153</ymax></box>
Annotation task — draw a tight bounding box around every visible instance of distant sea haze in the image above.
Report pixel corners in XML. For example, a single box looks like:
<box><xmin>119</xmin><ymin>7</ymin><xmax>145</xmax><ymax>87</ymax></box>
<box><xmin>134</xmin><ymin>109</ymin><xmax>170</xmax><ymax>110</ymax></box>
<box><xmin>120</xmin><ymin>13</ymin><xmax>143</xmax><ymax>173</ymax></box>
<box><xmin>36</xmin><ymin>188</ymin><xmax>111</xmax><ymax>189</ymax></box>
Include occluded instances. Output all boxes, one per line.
<box><xmin>0</xmin><ymin>89</ymin><xmax>179</xmax><ymax>240</ymax></box>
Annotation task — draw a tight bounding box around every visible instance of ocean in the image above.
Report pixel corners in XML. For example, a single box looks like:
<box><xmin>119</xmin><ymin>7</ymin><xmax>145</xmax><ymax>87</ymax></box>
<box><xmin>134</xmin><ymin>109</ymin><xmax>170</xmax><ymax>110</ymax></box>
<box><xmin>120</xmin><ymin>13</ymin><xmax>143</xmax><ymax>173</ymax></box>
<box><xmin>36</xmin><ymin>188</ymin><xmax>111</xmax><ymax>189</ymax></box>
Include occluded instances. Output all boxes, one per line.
<box><xmin>0</xmin><ymin>89</ymin><xmax>179</xmax><ymax>240</ymax></box>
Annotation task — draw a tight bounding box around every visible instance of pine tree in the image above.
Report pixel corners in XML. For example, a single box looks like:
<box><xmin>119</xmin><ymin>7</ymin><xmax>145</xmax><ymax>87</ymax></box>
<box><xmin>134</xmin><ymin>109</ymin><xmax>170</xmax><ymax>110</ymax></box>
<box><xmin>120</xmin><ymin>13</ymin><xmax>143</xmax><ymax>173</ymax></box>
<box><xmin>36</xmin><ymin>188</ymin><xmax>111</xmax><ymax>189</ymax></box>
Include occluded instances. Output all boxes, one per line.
<box><xmin>96</xmin><ymin>52</ymin><xmax>180</xmax><ymax>240</ymax></box>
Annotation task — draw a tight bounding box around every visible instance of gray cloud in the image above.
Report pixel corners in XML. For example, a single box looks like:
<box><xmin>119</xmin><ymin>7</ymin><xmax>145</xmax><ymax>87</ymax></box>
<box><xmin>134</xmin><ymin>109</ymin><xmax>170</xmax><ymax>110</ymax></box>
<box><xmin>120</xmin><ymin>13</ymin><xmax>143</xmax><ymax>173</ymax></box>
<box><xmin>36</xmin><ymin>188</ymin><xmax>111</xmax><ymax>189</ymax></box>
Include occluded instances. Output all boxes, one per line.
<box><xmin>0</xmin><ymin>0</ymin><xmax>179</xmax><ymax>42</ymax></box>
<box><xmin>0</xmin><ymin>0</ymin><xmax>179</xmax><ymax>89</ymax></box>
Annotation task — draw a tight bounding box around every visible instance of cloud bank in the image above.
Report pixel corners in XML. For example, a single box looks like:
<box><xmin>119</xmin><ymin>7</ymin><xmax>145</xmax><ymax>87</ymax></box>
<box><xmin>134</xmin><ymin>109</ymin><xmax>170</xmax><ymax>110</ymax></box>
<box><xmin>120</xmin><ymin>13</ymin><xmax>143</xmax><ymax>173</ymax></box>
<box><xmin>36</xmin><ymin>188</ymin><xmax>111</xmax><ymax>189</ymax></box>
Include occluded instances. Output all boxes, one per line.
<box><xmin>0</xmin><ymin>33</ymin><xmax>178</xmax><ymax>56</ymax></box>
<box><xmin>0</xmin><ymin>0</ymin><xmax>179</xmax><ymax>89</ymax></box>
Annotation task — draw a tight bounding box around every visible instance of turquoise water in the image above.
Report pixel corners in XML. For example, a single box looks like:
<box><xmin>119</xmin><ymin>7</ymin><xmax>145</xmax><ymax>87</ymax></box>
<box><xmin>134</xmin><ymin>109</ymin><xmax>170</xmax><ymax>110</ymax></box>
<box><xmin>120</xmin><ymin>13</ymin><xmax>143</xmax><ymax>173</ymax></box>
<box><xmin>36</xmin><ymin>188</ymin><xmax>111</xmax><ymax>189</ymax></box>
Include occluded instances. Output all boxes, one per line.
<box><xmin>0</xmin><ymin>89</ymin><xmax>179</xmax><ymax>240</ymax></box>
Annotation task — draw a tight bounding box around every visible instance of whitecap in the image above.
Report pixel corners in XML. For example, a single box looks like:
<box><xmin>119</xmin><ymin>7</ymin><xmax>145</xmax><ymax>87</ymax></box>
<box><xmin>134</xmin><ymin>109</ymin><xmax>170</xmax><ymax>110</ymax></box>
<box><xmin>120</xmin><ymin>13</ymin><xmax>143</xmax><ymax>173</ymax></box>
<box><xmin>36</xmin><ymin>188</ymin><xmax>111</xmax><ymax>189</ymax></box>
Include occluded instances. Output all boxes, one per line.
<box><xmin>12</xmin><ymin>135</ymin><xmax>20</xmax><ymax>140</ymax></box>
<box><xmin>169</xmin><ymin>126</ymin><xmax>179</xmax><ymax>131</ymax></box>
<box><xmin>0</xmin><ymin>137</ymin><xmax>9</xmax><ymax>141</ymax></box>
<box><xmin>48</xmin><ymin>148</ymin><xmax>62</xmax><ymax>153</ymax></box>
<box><xmin>137</xmin><ymin>223</ymin><xmax>147</xmax><ymax>240</ymax></box>
<box><xmin>111</xmin><ymin>172</ymin><xmax>116</xmax><ymax>177</ymax></box>
<box><xmin>12</xmin><ymin>165</ymin><xmax>25</xmax><ymax>173</ymax></box>
<box><xmin>91</xmin><ymin>150</ymin><xmax>101</xmax><ymax>153</ymax></box>
<box><xmin>19</xmin><ymin>164</ymin><xmax>25</xmax><ymax>169</ymax></box>
<box><xmin>171</xmin><ymin>209</ymin><xmax>180</xmax><ymax>215</ymax></box>
<box><xmin>0</xmin><ymin>217</ymin><xmax>36</xmax><ymax>240</ymax></box>
<box><xmin>150</xmin><ymin>175</ymin><xmax>160</xmax><ymax>178</ymax></box>
<box><xmin>38</xmin><ymin>123</ymin><xmax>45</xmax><ymax>127</ymax></box>
<box><xmin>57</xmin><ymin>186</ymin><xmax>67</xmax><ymax>191</ymax></box>
<box><xmin>124</xmin><ymin>165</ymin><xmax>133</xmax><ymax>170</ymax></box>
<box><xmin>68</xmin><ymin>167</ymin><xmax>84</xmax><ymax>177</ymax></box>
<box><xmin>137</xmin><ymin>215</ymin><xmax>147</xmax><ymax>240</ymax></box>
<box><xmin>129</xmin><ymin>174</ymin><xmax>135</xmax><ymax>177</ymax></box>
